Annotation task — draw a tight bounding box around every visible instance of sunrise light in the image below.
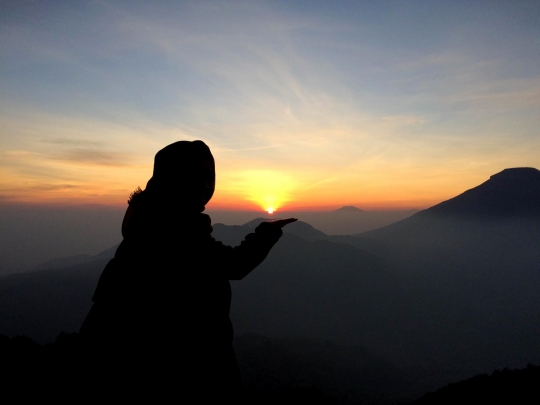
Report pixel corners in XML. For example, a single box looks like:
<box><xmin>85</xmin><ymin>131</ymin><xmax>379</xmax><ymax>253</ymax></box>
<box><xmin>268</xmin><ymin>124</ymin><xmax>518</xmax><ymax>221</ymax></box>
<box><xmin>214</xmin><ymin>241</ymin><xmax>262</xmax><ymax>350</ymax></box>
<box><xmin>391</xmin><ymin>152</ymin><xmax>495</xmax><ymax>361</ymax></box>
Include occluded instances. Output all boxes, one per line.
<box><xmin>234</xmin><ymin>170</ymin><xmax>296</xmax><ymax>213</ymax></box>
<box><xmin>2</xmin><ymin>1</ymin><xmax>539</xmax><ymax>213</ymax></box>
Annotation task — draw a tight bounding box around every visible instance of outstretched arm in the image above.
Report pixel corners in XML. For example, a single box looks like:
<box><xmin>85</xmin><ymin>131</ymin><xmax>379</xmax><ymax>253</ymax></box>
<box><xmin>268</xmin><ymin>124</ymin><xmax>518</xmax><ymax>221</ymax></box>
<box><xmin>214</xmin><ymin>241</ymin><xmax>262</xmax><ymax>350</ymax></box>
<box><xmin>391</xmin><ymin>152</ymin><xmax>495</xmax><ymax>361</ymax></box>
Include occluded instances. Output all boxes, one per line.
<box><xmin>209</xmin><ymin>219</ymin><xmax>297</xmax><ymax>280</ymax></box>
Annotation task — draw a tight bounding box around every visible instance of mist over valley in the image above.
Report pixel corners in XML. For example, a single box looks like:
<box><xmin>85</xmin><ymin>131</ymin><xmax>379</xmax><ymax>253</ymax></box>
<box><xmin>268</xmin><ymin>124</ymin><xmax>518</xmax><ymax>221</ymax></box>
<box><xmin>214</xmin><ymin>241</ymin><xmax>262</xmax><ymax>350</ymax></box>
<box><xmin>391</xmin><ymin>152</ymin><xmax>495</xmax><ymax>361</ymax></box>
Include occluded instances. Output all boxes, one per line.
<box><xmin>0</xmin><ymin>204</ymin><xmax>415</xmax><ymax>276</ymax></box>
<box><xmin>1</xmin><ymin>168</ymin><xmax>539</xmax><ymax>401</ymax></box>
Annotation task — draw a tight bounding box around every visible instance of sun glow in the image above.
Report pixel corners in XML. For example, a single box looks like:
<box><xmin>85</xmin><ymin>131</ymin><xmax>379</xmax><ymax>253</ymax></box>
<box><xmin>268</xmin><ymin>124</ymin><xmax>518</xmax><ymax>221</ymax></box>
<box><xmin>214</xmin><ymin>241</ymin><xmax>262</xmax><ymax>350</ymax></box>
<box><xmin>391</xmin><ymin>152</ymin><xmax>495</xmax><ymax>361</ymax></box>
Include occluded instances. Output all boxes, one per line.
<box><xmin>231</xmin><ymin>170</ymin><xmax>296</xmax><ymax>213</ymax></box>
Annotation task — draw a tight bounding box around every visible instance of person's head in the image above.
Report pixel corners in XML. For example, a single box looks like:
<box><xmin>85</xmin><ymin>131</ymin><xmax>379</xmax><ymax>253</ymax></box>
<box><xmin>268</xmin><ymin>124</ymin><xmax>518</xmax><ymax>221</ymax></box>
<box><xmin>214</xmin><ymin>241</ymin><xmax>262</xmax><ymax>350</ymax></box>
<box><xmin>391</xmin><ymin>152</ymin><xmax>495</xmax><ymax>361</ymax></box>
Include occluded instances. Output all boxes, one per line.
<box><xmin>147</xmin><ymin>140</ymin><xmax>215</xmax><ymax>212</ymax></box>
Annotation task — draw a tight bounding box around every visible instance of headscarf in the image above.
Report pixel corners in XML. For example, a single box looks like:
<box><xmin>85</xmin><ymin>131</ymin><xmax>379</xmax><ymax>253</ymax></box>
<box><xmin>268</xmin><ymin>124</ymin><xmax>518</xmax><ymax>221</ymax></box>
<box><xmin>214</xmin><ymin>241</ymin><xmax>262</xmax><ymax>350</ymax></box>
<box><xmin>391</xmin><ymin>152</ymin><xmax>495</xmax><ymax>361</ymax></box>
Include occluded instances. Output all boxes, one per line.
<box><xmin>146</xmin><ymin>140</ymin><xmax>215</xmax><ymax>201</ymax></box>
<box><xmin>152</xmin><ymin>141</ymin><xmax>214</xmax><ymax>183</ymax></box>
<box><xmin>123</xmin><ymin>140</ymin><xmax>215</xmax><ymax>237</ymax></box>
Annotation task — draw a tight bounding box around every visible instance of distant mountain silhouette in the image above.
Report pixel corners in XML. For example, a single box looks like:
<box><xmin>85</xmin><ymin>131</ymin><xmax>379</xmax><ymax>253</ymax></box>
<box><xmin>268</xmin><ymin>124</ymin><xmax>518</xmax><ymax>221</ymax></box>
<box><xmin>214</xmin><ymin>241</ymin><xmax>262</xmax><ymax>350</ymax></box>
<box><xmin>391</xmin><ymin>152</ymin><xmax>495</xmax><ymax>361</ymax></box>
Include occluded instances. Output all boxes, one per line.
<box><xmin>356</xmin><ymin>168</ymin><xmax>540</xmax><ymax>390</ymax></box>
<box><xmin>0</xmin><ymin>331</ymin><xmax>406</xmax><ymax>404</ymax></box>
<box><xmin>3</xmin><ymin>169</ymin><xmax>540</xmax><ymax>400</ymax></box>
<box><xmin>0</xmin><ymin>260</ymin><xmax>104</xmax><ymax>342</ymax></box>
<box><xmin>242</xmin><ymin>218</ymin><xmax>329</xmax><ymax>241</ymax></box>
<box><xmin>2</xmin><ymin>331</ymin><xmax>536</xmax><ymax>404</ymax></box>
<box><xmin>424</xmin><ymin>167</ymin><xmax>540</xmax><ymax>218</ymax></box>
<box><xmin>214</xmin><ymin>220</ymin><xmax>382</xmax><ymax>254</ymax></box>
<box><xmin>294</xmin><ymin>207</ymin><xmax>416</xmax><ymax>235</ymax></box>
<box><xmin>30</xmin><ymin>245</ymin><xmax>118</xmax><ymax>272</ymax></box>
<box><xmin>412</xmin><ymin>364</ymin><xmax>540</xmax><ymax>404</ymax></box>
<box><xmin>31</xmin><ymin>254</ymin><xmax>94</xmax><ymax>272</ymax></box>
<box><xmin>331</xmin><ymin>206</ymin><xmax>365</xmax><ymax>214</ymax></box>
<box><xmin>361</xmin><ymin>167</ymin><xmax>540</xmax><ymax>239</ymax></box>
<box><xmin>235</xmin><ymin>333</ymin><xmax>407</xmax><ymax>404</ymax></box>
<box><xmin>242</xmin><ymin>218</ymin><xmax>273</xmax><ymax>228</ymax></box>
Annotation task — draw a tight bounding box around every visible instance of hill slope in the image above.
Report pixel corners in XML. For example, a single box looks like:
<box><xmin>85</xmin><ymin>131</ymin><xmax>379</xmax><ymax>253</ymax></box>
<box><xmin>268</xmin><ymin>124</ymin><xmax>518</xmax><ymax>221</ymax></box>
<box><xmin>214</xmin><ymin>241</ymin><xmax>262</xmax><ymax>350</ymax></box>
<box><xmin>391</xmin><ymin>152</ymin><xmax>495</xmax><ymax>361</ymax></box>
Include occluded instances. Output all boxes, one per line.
<box><xmin>425</xmin><ymin>167</ymin><xmax>540</xmax><ymax>218</ymax></box>
<box><xmin>2</xmin><ymin>169</ymin><xmax>540</xmax><ymax>399</ymax></box>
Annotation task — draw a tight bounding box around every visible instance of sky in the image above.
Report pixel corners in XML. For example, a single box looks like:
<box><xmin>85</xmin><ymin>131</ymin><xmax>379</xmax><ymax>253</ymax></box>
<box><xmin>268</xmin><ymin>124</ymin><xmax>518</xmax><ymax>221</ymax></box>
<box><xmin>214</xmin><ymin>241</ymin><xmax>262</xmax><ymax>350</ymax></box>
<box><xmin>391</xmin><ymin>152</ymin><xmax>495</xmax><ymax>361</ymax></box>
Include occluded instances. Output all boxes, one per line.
<box><xmin>1</xmin><ymin>0</ymin><xmax>539</xmax><ymax>212</ymax></box>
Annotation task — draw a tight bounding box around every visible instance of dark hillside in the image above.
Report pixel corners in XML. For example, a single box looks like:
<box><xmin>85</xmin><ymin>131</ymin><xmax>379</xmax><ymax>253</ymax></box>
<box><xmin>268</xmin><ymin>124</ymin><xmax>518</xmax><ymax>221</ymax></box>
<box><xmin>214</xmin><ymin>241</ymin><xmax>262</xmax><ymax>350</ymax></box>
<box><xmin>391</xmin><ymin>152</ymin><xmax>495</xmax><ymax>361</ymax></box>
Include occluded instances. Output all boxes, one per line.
<box><xmin>354</xmin><ymin>168</ymin><xmax>540</xmax><ymax>383</ymax></box>
<box><xmin>230</xmin><ymin>233</ymin><xmax>398</xmax><ymax>345</ymax></box>
<box><xmin>0</xmin><ymin>333</ymin><xmax>407</xmax><ymax>404</ymax></box>
<box><xmin>2</xmin><ymin>169</ymin><xmax>540</xmax><ymax>400</ymax></box>
<box><xmin>363</xmin><ymin>167</ymin><xmax>540</xmax><ymax>240</ymax></box>
<box><xmin>332</xmin><ymin>206</ymin><xmax>365</xmax><ymax>214</ymax></box>
<box><xmin>0</xmin><ymin>260</ymin><xmax>104</xmax><ymax>342</ymax></box>
<box><xmin>412</xmin><ymin>364</ymin><xmax>540</xmax><ymax>404</ymax></box>
<box><xmin>424</xmin><ymin>167</ymin><xmax>540</xmax><ymax>218</ymax></box>
<box><xmin>236</xmin><ymin>333</ymin><xmax>407</xmax><ymax>404</ymax></box>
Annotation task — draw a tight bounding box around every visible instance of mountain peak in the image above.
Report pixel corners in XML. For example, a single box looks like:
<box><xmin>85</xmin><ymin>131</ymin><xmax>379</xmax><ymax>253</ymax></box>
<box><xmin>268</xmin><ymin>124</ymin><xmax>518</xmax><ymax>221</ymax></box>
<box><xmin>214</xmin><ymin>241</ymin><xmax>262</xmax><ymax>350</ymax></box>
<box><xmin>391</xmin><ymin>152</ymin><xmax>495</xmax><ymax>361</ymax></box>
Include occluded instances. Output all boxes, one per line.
<box><xmin>489</xmin><ymin>167</ymin><xmax>540</xmax><ymax>182</ymax></box>
<box><xmin>239</xmin><ymin>217</ymin><xmax>328</xmax><ymax>241</ymax></box>
<box><xmin>242</xmin><ymin>218</ymin><xmax>271</xmax><ymax>228</ymax></box>
<box><xmin>332</xmin><ymin>206</ymin><xmax>364</xmax><ymax>214</ymax></box>
<box><xmin>425</xmin><ymin>167</ymin><xmax>540</xmax><ymax>217</ymax></box>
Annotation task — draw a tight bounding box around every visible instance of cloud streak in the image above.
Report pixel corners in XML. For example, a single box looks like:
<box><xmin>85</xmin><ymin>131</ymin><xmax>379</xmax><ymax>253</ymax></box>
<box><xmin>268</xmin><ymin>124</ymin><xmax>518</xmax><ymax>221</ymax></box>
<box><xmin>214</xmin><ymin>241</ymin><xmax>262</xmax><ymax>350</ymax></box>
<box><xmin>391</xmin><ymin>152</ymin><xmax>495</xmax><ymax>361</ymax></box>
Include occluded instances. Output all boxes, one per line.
<box><xmin>1</xmin><ymin>1</ymin><xmax>539</xmax><ymax>207</ymax></box>
<box><xmin>56</xmin><ymin>149</ymin><xmax>133</xmax><ymax>167</ymax></box>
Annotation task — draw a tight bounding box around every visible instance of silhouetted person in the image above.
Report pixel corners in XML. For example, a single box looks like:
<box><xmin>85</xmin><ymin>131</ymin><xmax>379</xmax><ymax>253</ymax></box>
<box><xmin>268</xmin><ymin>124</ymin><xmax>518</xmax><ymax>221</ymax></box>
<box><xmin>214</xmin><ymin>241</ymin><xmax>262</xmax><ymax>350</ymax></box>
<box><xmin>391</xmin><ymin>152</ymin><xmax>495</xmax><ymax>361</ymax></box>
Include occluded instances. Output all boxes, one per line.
<box><xmin>79</xmin><ymin>140</ymin><xmax>296</xmax><ymax>401</ymax></box>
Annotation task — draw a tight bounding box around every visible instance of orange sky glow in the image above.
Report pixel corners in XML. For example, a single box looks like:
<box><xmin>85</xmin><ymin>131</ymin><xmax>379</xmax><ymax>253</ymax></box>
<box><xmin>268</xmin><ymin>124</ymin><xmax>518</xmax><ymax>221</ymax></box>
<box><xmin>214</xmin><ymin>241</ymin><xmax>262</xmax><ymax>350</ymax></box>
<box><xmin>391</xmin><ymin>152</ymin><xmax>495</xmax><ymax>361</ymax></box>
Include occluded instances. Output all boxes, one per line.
<box><xmin>0</xmin><ymin>149</ymin><xmax>495</xmax><ymax>212</ymax></box>
<box><xmin>1</xmin><ymin>2</ymin><xmax>539</xmax><ymax>212</ymax></box>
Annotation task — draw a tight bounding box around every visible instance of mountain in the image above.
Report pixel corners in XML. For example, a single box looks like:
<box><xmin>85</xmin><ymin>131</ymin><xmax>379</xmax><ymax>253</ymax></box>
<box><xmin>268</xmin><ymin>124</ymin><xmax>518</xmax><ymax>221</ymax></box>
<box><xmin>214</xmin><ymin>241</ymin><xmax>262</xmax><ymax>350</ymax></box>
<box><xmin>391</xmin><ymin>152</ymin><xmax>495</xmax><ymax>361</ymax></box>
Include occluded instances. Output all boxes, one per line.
<box><xmin>242</xmin><ymin>218</ymin><xmax>273</xmax><ymax>228</ymax></box>
<box><xmin>213</xmin><ymin>219</ymin><xmax>383</xmax><ymax>255</ymax></box>
<box><xmin>0</xmin><ymin>203</ymin><xmax>124</xmax><ymax>275</ymax></box>
<box><xmin>412</xmin><ymin>364</ymin><xmax>540</xmax><ymax>404</ymax></box>
<box><xmin>356</xmin><ymin>168</ymin><xmax>540</xmax><ymax>383</ymax></box>
<box><xmin>235</xmin><ymin>334</ymin><xmax>408</xmax><ymax>404</ymax></box>
<box><xmin>423</xmin><ymin>167</ymin><xmax>540</xmax><ymax>218</ymax></box>
<box><xmin>242</xmin><ymin>218</ymin><xmax>329</xmax><ymax>241</ymax></box>
<box><xmin>0</xmin><ymin>331</ymin><xmax>407</xmax><ymax>404</ymax></box>
<box><xmin>0</xmin><ymin>226</ymin><xmax>407</xmax><ymax>399</ymax></box>
<box><xmin>2</xmin><ymin>168</ymin><xmax>540</xmax><ymax>400</ymax></box>
<box><xmin>30</xmin><ymin>245</ymin><xmax>118</xmax><ymax>273</ymax></box>
<box><xmin>0</xmin><ymin>260</ymin><xmax>105</xmax><ymax>342</ymax></box>
<box><xmin>361</xmin><ymin>167</ymin><xmax>540</xmax><ymax>245</ymax></box>
<box><xmin>31</xmin><ymin>254</ymin><xmax>95</xmax><ymax>272</ymax></box>
<box><xmin>295</xmin><ymin>208</ymin><xmax>417</xmax><ymax>235</ymax></box>
<box><xmin>0</xmin><ymin>243</ymin><xmax>121</xmax><ymax>342</ymax></box>
<box><xmin>332</xmin><ymin>206</ymin><xmax>365</xmax><ymax>214</ymax></box>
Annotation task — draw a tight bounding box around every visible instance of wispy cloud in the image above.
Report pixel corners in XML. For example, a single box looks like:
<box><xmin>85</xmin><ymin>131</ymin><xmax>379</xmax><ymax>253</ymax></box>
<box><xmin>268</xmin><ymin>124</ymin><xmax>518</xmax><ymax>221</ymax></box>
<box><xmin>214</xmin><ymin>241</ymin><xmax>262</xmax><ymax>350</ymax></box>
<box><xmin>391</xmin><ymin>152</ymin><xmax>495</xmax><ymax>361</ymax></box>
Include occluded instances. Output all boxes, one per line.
<box><xmin>449</xmin><ymin>78</ymin><xmax>540</xmax><ymax>111</ymax></box>
<box><xmin>56</xmin><ymin>149</ymin><xmax>132</xmax><ymax>167</ymax></box>
<box><xmin>0</xmin><ymin>184</ymin><xmax>80</xmax><ymax>192</ymax></box>
<box><xmin>40</xmin><ymin>138</ymin><xmax>105</xmax><ymax>147</ymax></box>
<box><xmin>1</xmin><ymin>1</ymin><xmax>539</xmax><ymax>206</ymax></box>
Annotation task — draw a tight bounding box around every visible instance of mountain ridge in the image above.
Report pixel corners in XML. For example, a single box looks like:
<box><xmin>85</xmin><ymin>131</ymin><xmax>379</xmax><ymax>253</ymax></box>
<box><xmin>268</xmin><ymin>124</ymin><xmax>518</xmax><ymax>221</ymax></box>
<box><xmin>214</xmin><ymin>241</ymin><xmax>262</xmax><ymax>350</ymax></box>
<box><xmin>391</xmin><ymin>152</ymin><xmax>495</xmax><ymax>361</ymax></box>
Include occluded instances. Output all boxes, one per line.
<box><xmin>423</xmin><ymin>167</ymin><xmax>540</xmax><ymax>218</ymax></box>
<box><xmin>1</xmin><ymin>169</ymin><xmax>540</xmax><ymax>399</ymax></box>
<box><xmin>360</xmin><ymin>167</ymin><xmax>540</xmax><ymax>239</ymax></box>
<box><xmin>332</xmin><ymin>205</ymin><xmax>365</xmax><ymax>214</ymax></box>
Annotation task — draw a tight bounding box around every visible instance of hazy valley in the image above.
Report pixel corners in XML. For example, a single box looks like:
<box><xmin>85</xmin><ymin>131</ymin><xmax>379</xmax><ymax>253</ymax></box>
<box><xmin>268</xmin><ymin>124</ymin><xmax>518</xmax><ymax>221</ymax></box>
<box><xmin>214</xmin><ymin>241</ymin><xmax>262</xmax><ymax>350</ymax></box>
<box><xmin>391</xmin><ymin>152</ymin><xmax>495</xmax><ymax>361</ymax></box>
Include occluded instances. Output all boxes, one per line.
<box><xmin>1</xmin><ymin>168</ymin><xmax>539</xmax><ymax>402</ymax></box>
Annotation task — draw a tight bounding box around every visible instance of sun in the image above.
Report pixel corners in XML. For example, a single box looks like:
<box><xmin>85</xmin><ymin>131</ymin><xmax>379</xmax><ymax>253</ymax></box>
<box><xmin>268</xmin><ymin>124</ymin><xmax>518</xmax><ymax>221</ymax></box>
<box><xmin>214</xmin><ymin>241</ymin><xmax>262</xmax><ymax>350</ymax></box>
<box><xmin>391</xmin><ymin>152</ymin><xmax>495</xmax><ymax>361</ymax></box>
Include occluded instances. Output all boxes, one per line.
<box><xmin>234</xmin><ymin>170</ymin><xmax>296</xmax><ymax>214</ymax></box>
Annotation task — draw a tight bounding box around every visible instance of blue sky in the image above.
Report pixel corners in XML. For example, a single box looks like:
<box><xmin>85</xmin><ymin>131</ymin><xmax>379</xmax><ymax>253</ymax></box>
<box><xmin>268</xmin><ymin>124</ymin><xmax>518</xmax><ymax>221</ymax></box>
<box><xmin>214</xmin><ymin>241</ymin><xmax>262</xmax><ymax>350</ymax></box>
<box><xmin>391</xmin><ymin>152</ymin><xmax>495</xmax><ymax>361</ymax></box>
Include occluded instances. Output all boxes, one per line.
<box><xmin>1</xmin><ymin>0</ymin><xmax>539</xmax><ymax>209</ymax></box>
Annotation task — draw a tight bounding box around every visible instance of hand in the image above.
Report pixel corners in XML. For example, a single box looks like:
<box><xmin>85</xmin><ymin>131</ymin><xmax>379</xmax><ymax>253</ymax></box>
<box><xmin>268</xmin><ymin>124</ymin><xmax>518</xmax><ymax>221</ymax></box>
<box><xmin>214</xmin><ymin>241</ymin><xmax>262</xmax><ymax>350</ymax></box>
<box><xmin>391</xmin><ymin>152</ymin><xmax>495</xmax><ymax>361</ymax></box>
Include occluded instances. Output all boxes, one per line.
<box><xmin>264</xmin><ymin>218</ymin><xmax>298</xmax><ymax>228</ymax></box>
